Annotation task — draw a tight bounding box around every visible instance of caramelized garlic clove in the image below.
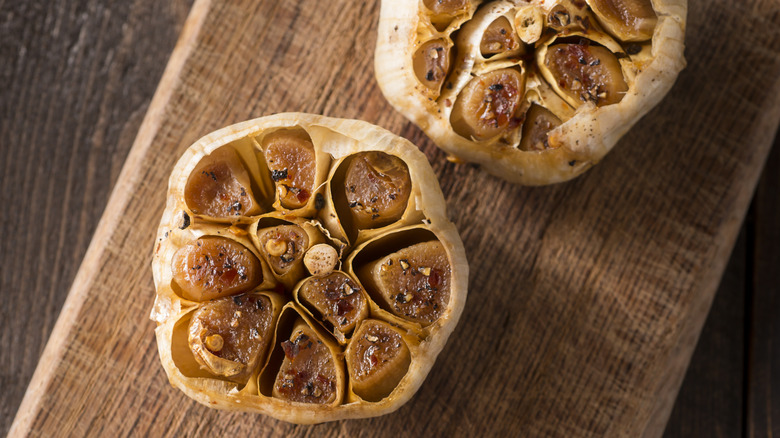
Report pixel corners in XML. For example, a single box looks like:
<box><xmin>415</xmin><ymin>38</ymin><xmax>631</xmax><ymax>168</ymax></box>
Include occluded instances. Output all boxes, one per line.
<box><xmin>297</xmin><ymin>272</ymin><xmax>369</xmax><ymax>340</ymax></box>
<box><xmin>480</xmin><ymin>16</ymin><xmax>520</xmax><ymax>57</ymax></box>
<box><xmin>519</xmin><ymin>104</ymin><xmax>563</xmax><ymax>151</ymax></box>
<box><xmin>346</xmin><ymin>320</ymin><xmax>411</xmax><ymax>402</ymax></box>
<box><xmin>360</xmin><ymin>241</ymin><xmax>451</xmax><ymax>326</ymax></box>
<box><xmin>423</xmin><ymin>0</ymin><xmax>471</xmax><ymax>30</ymax></box>
<box><xmin>272</xmin><ymin>319</ymin><xmax>339</xmax><ymax>404</ymax></box>
<box><xmin>256</xmin><ymin>224</ymin><xmax>309</xmax><ymax>288</ymax></box>
<box><xmin>188</xmin><ymin>293</ymin><xmax>276</xmax><ymax>383</ymax></box>
<box><xmin>451</xmin><ymin>68</ymin><xmax>526</xmax><ymax>140</ymax></box>
<box><xmin>262</xmin><ymin>129</ymin><xmax>316</xmax><ymax>210</ymax></box>
<box><xmin>542</xmin><ymin>43</ymin><xmax>628</xmax><ymax>107</ymax></box>
<box><xmin>344</xmin><ymin>152</ymin><xmax>412</xmax><ymax>230</ymax></box>
<box><xmin>172</xmin><ymin>236</ymin><xmax>263</xmax><ymax>302</ymax></box>
<box><xmin>586</xmin><ymin>0</ymin><xmax>657</xmax><ymax>42</ymax></box>
<box><xmin>184</xmin><ymin>146</ymin><xmax>260</xmax><ymax>219</ymax></box>
<box><xmin>412</xmin><ymin>39</ymin><xmax>452</xmax><ymax>95</ymax></box>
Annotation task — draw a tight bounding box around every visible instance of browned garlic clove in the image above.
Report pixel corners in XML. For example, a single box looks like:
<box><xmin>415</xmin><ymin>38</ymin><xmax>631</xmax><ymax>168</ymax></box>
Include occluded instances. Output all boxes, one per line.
<box><xmin>542</xmin><ymin>42</ymin><xmax>628</xmax><ymax>107</ymax></box>
<box><xmin>188</xmin><ymin>293</ymin><xmax>276</xmax><ymax>383</ymax></box>
<box><xmin>172</xmin><ymin>236</ymin><xmax>263</xmax><ymax>302</ymax></box>
<box><xmin>256</xmin><ymin>224</ymin><xmax>308</xmax><ymax>288</ymax></box>
<box><xmin>519</xmin><ymin>104</ymin><xmax>563</xmax><ymax>151</ymax></box>
<box><xmin>413</xmin><ymin>39</ymin><xmax>452</xmax><ymax>95</ymax></box>
<box><xmin>184</xmin><ymin>146</ymin><xmax>260</xmax><ymax>219</ymax></box>
<box><xmin>346</xmin><ymin>320</ymin><xmax>411</xmax><ymax>402</ymax></box>
<box><xmin>272</xmin><ymin>319</ymin><xmax>339</xmax><ymax>404</ymax></box>
<box><xmin>344</xmin><ymin>151</ymin><xmax>412</xmax><ymax>230</ymax></box>
<box><xmin>360</xmin><ymin>241</ymin><xmax>451</xmax><ymax>326</ymax></box>
<box><xmin>587</xmin><ymin>0</ymin><xmax>658</xmax><ymax>42</ymax></box>
<box><xmin>480</xmin><ymin>16</ymin><xmax>520</xmax><ymax>57</ymax></box>
<box><xmin>451</xmin><ymin>68</ymin><xmax>526</xmax><ymax>140</ymax></box>
<box><xmin>262</xmin><ymin>129</ymin><xmax>316</xmax><ymax>210</ymax></box>
<box><xmin>297</xmin><ymin>272</ymin><xmax>369</xmax><ymax>340</ymax></box>
<box><xmin>423</xmin><ymin>0</ymin><xmax>471</xmax><ymax>29</ymax></box>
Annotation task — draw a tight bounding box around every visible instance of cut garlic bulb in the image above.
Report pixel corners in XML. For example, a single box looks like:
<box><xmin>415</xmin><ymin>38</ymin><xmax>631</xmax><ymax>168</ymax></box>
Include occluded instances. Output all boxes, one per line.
<box><xmin>151</xmin><ymin>113</ymin><xmax>468</xmax><ymax>423</ymax></box>
<box><xmin>375</xmin><ymin>0</ymin><xmax>686</xmax><ymax>185</ymax></box>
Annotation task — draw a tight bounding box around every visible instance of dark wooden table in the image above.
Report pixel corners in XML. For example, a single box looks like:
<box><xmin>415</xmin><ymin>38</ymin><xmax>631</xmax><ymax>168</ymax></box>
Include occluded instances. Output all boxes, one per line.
<box><xmin>1</xmin><ymin>1</ymin><xmax>777</xmax><ymax>436</ymax></box>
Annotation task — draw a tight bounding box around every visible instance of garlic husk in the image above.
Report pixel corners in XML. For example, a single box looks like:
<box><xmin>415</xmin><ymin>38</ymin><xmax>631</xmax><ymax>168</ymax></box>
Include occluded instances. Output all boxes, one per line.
<box><xmin>375</xmin><ymin>0</ymin><xmax>686</xmax><ymax>185</ymax></box>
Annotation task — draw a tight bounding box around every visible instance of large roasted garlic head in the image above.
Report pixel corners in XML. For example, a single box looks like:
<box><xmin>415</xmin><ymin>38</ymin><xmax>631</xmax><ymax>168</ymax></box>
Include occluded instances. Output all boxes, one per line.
<box><xmin>375</xmin><ymin>0</ymin><xmax>686</xmax><ymax>185</ymax></box>
<box><xmin>151</xmin><ymin>113</ymin><xmax>468</xmax><ymax>423</ymax></box>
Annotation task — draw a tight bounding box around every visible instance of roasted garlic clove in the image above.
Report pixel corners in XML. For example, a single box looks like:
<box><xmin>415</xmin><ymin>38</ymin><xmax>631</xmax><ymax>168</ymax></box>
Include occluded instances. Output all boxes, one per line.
<box><xmin>184</xmin><ymin>146</ymin><xmax>261</xmax><ymax>220</ymax></box>
<box><xmin>272</xmin><ymin>319</ymin><xmax>340</xmax><ymax>404</ymax></box>
<box><xmin>346</xmin><ymin>320</ymin><xmax>411</xmax><ymax>402</ymax></box>
<box><xmin>152</xmin><ymin>114</ymin><xmax>468</xmax><ymax>423</ymax></box>
<box><xmin>480</xmin><ymin>16</ymin><xmax>520</xmax><ymax>57</ymax></box>
<box><xmin>375</xmin><ymin>0</ymin><xmax>686</xmax><ymax>184</ymax></box>
<box><xmin>451</xmin><ymin>68</ymin><xmax>526</xmax><ymax>140</ymax></box>
<box><xmin>262</xmin><ymin>129</ymin><xmax>317</xmax><ymax>210</ymax></box>
<box><xmin>188</xmin><ymin>292</ymin><xmax>277</xmax><ymax>383</ymax></box>
<box><xmin>519</xmin><ymin>104</ymin><xmax>564</xmax><ymax>151</ymax></box>
<box><xmin>423</xmin><ymin>0</ymin><xmax>472</xmax><ymax>30</ymax></box>
<box><xmin>359</xmin><ymin>241</ymin><xmax>451</xmax><ymax>326</ymax></box>
<box><xmin>413</xmin><ymin>39</ymin><xmax>452</xmax><ymax>96</ymax></box>
<box><xmin>296</xmin><ymin>271</ymin><xmax>369</xmax><ymax>342</ymax></box>
<box><xmin>587</xmin><ymin>0</ymin><xmax>658</xmax><ymax>42</ymax></box>
<box><xmin>540</xmin><ymin>42</ymin><xmax>628</xmax><ymax>108</ymax></box>
<box><xmin>344</xmin><ymin>151</ymin><xmax>412</xmax><ymax>230</ymax></box>
<box><xmin>171</xmin><ymin>236</ymin><xmax>263</xmax><ymax>302</ymax></box>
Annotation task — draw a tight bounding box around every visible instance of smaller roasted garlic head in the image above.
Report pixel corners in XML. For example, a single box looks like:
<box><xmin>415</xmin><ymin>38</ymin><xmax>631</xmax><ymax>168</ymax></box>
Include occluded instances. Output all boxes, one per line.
<box><xmin>375</xmin><ymin>0</ymin><xmax>687</xmax><ymax>185</ymax></box>
<box><xmin>151</xmin><ymin>113</ymin><xmax>468</xmax><ymax>424</ymax></box>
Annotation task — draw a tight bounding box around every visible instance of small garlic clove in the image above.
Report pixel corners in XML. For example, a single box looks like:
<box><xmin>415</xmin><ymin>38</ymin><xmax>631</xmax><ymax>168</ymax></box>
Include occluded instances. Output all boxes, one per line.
<box><xmin>303</xmin><ymin>243</ymin><xmax>338</xmax><ymax>276</ymax></box>
<box><xmin>587</xmin><ymin>0</ymin><xmax>658</xmax><ymax>42</ymax></box>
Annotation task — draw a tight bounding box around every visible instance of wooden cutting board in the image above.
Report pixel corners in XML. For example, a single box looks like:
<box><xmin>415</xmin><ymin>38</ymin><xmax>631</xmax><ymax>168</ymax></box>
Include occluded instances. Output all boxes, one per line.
<box><xmin>10</xmin><ymin>0</ymin><xmax>780</xmax><ymax>436</ymax></box>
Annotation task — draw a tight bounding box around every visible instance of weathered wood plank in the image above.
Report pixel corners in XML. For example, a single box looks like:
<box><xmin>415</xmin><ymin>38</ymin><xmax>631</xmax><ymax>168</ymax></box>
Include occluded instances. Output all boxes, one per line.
<box><xmin>663</xmin><ymin>229</ymin><xmax>746</xmax><ymax>438</ymax></box>
<box><xmin>4</xmin><ymin>0</ymin><xmax>780</xmax><ymax>437</ymax></box>
<box><xmin>0</xmin><ymin>1</ymin><xmax>191</xmax><ymax>435</ymax></box>
<box><xmin>747</xmin><ymin>135</ymin><xmax>780</xmax><ymax>438</ymax></box>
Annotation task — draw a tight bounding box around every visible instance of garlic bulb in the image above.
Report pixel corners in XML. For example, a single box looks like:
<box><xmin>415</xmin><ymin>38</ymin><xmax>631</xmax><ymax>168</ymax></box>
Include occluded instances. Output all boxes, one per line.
<box><xmin>151</xmin><ymin>113</ymin><xmax>468</xmax><ymax>423</ymax></box>
<box><xmin>375</xmin><ymin>0</ymin><xmax>686</xmax><ymax>185</ymax></box>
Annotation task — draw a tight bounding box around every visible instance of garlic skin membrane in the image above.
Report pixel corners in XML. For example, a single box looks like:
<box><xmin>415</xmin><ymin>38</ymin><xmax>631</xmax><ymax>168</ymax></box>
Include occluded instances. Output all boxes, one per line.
<box><xmin>151</xmin><ymin>114</ymin><xmax>468</xmax><ymax>424</ymax></box>
<box><xmin>375</xmin><ymin>0</ymin><xmax>686</xmax><ymax>185</ymax></box>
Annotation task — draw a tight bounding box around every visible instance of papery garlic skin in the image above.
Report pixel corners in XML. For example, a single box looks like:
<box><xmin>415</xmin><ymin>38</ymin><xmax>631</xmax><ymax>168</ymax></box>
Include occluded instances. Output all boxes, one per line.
<box><xmin>375</xmin><ymin>0</ymin><xmax>686</xmax><ymax>185</ymax></box>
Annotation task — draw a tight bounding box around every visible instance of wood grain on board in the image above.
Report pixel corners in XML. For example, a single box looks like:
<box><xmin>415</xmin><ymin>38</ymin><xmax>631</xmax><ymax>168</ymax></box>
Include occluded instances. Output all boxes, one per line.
<box><xmin>4</xmin><ymin>0</ymin><xmax>780</xmax><ymax>436</ymax></box>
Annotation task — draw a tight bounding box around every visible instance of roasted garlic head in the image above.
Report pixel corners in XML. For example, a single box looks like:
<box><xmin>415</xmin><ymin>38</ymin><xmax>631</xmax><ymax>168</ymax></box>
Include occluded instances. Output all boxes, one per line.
<box><xmin>151</xmin><ymin>114</ymin><xmax>468</xmax><ymax>423</ymax></box>
<box><xmin>375</xmin><ymin>0</ymin><xmax>686</xmax><ymax>185</ymax></box>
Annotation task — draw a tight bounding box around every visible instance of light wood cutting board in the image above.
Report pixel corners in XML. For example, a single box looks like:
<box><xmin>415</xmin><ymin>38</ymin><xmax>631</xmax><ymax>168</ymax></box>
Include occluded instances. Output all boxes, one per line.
<box><xmin>10</xmin><ymin>0</ymin><xmax>780</xmax><ymax>436</ymax></box>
